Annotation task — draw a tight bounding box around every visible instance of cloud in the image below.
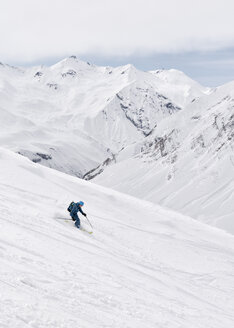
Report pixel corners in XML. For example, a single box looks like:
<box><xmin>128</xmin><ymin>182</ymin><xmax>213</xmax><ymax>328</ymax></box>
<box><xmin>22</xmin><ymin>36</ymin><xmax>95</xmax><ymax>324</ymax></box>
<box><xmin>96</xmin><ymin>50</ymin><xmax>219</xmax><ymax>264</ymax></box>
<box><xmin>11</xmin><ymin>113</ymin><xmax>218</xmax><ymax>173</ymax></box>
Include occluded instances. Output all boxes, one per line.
<box><xmin>1</xmin><ymin>0</ymin><xmax>234</xmax><ymax>63</ymax></box>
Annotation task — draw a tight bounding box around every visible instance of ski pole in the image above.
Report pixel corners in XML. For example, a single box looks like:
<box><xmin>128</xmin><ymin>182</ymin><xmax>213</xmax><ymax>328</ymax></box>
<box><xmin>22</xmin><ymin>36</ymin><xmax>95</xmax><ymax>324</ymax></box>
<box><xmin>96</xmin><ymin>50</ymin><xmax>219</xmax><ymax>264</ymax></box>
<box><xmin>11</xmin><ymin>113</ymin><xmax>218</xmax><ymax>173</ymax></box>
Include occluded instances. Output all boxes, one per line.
<box><xmin>85</xmin><ymin>215</ymin><xmax>93</xmax><ymax>229</ymax></box>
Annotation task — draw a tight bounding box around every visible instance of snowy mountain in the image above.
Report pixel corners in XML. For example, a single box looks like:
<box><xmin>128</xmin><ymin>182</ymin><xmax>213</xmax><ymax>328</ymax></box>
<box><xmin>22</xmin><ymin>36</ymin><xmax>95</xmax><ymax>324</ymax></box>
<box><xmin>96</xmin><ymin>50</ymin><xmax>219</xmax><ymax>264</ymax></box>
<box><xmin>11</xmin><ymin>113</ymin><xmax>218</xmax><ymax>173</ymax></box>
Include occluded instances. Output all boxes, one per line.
<box><xmin>1</xmin><ymin>147</ymin><xmax>234</xmax><ymax>328</ymax></box>
<box><xmin>93</xmin><ymin>80</ymin><xmax>234</xmax><ymax>232</ymax></box>
<box><xmin>0</xmin><ymin>57</ymin><xmax>233</xmax><ymax>233</ymax></box>
<box><xmin>0</xmin><ymin>56</ymin><xmax>202</xmax><ymax>176</ymax></box>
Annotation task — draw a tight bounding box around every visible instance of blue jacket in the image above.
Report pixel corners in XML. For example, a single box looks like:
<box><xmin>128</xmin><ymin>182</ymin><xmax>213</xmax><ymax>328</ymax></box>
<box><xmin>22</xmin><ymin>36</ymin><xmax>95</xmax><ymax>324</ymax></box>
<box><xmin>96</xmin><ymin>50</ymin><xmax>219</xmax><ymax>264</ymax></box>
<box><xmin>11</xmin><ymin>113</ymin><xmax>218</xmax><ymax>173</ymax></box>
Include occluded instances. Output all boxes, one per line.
<box><xmin>70</xmin><ymin>202</ymin><xmax>85</xmax><ymax>217</ymax></box>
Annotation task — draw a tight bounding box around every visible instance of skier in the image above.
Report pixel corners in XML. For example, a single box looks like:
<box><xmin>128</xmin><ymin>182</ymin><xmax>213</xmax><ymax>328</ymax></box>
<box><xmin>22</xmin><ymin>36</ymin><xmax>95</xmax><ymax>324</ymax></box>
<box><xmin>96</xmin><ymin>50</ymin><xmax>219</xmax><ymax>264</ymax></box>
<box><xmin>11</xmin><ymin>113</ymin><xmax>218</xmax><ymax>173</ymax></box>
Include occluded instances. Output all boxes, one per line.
<box><xmin>70</xmin><ymin>201</ymin><xmax>87</xmax><ymax>229</ymax></box>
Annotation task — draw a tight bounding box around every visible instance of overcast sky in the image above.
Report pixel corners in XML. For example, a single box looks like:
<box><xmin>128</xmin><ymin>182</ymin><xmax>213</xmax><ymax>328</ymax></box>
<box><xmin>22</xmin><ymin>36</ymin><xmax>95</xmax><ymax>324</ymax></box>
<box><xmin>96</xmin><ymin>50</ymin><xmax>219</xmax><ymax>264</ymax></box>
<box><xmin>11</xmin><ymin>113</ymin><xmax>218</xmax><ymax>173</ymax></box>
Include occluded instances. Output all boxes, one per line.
<box><xmin>1</xmin><ymin>0</ymin><xmax>234</xmax><ymax>86</ymax></box>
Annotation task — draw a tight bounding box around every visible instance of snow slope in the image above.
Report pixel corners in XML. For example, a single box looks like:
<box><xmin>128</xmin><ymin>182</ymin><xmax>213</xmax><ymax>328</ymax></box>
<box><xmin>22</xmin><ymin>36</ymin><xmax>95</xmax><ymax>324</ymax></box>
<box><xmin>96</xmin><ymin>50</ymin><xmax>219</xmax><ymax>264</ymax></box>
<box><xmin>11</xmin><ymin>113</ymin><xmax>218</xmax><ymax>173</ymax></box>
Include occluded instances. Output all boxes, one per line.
<box><xmin>149</xmin><ymin>68</ymin><xmax>210</xmax><ymax>107</ymax></box>
<box><xmin>94</xmin><ymin>81</ymin><xmax>234</xmax><ymax>232</ymax></box>
<box><xmin>1</xmin><ymin>147</ymin><xmax>234</xmax><ymax>328</ymax></box>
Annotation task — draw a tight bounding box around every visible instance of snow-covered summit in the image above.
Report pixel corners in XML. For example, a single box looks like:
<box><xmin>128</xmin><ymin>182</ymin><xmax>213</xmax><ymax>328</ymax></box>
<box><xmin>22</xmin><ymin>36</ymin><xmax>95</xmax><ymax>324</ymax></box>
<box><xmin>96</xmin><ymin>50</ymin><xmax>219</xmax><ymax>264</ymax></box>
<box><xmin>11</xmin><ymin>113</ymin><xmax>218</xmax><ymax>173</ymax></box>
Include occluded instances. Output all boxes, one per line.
<box><xmin>149</xmin><ymin>68</ymin><xmax>211</xmax><ymax>106</ymax></box>
<box><xmin>50</xmin><ymin>55</ymin><xmax>96</xmax><ymax>74</ymax></box>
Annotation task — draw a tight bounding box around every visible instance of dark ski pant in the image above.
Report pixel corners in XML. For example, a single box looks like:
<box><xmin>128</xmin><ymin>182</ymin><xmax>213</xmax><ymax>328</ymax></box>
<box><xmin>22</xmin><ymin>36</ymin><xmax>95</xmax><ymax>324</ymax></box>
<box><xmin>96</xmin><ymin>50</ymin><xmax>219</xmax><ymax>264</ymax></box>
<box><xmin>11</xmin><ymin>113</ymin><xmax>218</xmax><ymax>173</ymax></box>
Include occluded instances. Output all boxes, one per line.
<box><xmin>71</xmin><ymin>213</ymin><xmax>80</xmax><ymax>228</ymax></box>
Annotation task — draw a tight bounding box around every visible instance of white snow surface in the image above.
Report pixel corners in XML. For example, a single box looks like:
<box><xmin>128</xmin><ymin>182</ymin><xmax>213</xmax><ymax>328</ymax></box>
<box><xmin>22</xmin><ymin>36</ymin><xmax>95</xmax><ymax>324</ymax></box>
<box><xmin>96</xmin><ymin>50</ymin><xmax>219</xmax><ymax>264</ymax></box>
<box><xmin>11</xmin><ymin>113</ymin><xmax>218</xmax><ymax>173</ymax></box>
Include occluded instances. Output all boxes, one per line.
<box><xmin>0</xmin><ymin>147</ymin><xmax>234</xmax><ymax>328</ymax></box>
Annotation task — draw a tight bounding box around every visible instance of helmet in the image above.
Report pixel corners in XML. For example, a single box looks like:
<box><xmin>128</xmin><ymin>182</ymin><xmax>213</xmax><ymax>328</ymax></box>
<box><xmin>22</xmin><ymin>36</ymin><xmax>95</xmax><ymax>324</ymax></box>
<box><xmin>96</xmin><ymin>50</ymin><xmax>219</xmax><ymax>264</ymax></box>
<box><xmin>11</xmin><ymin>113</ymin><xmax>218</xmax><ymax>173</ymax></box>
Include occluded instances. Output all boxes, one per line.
<box><xmin>79</xmin><ymin>201</ymin><xmax>84</xmax><ymax>206</ymax></box>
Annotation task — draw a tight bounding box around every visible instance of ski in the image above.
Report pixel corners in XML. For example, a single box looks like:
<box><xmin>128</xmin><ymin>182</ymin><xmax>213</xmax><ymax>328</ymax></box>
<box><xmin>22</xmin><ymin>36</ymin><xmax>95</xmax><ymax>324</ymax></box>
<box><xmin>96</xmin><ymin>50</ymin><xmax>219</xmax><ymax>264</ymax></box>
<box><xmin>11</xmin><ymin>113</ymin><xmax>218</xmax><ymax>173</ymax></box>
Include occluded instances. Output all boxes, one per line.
<box><xmin>55</xmin><ymin>218</ymin><xmax>93</xmax><ymax>234</ymax></box>
<box><xmin>80</xmin><ymin>228</ymin><xmax>93</xmax><ymax>234</ymax></box>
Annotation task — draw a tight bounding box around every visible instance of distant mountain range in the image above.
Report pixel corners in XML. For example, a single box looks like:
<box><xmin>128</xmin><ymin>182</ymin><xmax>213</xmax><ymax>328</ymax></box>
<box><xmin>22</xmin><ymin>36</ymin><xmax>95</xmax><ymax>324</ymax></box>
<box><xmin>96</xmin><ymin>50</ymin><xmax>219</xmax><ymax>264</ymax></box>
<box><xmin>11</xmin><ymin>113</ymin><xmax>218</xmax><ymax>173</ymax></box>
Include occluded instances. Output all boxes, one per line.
<box><xmin>0</xmin><ymin>56</ymin><xmax>233</xmax><ymax>232</ymax></box>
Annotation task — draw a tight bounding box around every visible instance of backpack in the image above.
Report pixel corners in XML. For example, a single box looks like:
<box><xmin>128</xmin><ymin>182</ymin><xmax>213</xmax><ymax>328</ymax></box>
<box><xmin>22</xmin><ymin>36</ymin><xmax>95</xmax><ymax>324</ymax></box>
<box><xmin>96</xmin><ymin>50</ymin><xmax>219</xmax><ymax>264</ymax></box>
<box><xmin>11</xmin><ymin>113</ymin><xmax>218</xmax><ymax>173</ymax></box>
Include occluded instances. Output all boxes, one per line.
<box><xmin>67</xmin><ymin>201</ymin><xmax>75</xmax><ymax>212</ymax></box>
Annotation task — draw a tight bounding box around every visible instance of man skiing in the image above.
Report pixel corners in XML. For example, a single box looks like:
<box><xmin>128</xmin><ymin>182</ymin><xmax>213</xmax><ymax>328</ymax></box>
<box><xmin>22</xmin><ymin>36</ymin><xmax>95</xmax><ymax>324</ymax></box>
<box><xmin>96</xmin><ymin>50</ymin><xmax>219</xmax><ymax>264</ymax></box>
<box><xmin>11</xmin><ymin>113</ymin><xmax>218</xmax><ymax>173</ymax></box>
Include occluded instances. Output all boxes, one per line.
<box><xmin>70</xmin><ymin>201</ymin><xmax>87</xmax><ymax>229</ymax></box>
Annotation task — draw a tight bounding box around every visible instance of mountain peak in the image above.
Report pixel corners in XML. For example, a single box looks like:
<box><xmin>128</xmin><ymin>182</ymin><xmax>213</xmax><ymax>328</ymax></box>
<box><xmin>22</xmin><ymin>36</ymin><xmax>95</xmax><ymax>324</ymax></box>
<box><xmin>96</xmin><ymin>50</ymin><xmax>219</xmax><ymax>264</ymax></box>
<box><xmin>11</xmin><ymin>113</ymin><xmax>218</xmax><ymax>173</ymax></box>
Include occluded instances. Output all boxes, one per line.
<box><xmin>51</xmin><ymin>56</ymin><xmax>95</xmax><ymax>71</ymax></box>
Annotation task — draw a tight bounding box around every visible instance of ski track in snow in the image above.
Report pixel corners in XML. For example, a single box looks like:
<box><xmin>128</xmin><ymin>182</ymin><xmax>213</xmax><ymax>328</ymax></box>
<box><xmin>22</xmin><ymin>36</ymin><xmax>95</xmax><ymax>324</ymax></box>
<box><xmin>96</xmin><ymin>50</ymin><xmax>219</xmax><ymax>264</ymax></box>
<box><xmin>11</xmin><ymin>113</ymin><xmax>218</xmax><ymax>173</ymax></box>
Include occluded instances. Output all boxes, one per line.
<box><xmin>0</xmin><ymin>148</ymin><xmax>234</xmax><ymax>327</ymax></box>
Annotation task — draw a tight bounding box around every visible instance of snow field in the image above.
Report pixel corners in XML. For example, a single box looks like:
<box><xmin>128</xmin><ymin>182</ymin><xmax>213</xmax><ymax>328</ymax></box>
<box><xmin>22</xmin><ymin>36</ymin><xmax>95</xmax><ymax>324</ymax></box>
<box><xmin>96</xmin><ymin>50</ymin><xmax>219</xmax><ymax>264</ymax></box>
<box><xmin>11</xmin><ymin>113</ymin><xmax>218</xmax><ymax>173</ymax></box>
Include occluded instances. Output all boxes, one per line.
<box><xmin>0</xmin><ymin>148</ymin><xmax>234</xmax><ymax>327</ymax></box>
